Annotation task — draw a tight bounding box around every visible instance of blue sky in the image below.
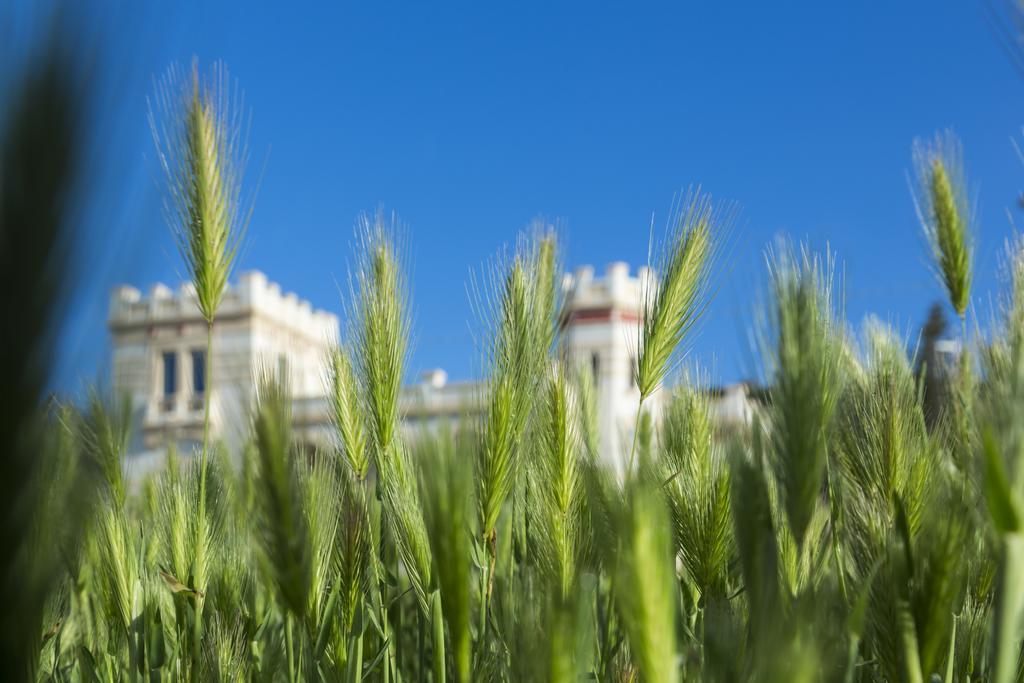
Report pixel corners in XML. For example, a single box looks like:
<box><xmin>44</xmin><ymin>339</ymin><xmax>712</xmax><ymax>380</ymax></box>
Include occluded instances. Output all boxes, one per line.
<box><xmin>44</xmin><ymin>1</ymin><xmax>1024</xmax><ymax>390</ymax></box>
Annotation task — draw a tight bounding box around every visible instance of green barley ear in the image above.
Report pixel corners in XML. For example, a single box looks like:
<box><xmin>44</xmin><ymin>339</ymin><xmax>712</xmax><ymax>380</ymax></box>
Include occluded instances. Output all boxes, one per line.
<box><xmin>836</xmin><ymin>319</ymin><xmax>933</xmax><ymax>533</ymax></box>
<box><xmin>530</xmin><ymin>226</ymin><xmax>561</xmax><ymax>358</ymax></box>
<box><xmin>150</xmin><ymin>65</ymin><xmax>253</xmax><ymax>665</ymax></box>
<box><xmin>635</xmin><ymin>189</ymin><xmax>729</xmax><ymax>401</ymax></box>
<box><xmin>204</xmin><ymin>616</ymin><xmax>250</xmax><ymax>683</ymax></box>
<box><xmin>252</xmin><ymin>366</ymin><xmax>311</xmax><ymax>620</ymax></box>
<box><xmin>764</xmin><ymin>244</ymin><xmax>843</xmax><ymax>547</ymax></box>
<box><xmin>74</xmin><ymin>389</ymin><xmax>132</xmax><ymax>507</ymax></box>
<box><xmin>378</xmin><ymin>438</ymin><xmax>434</xmax><ymax>614</ymax></box>
<box><xmin>347</xmin><ymin>209</ymin><xmax>434</xmax><ymax>616</ymax></box>
<box><xmin>94</xmin><ymin>504</ymin><xmax>141</xmax><ymax>642</ymax></box>
<box><xmin>328</xmin><ymin>346</ymin><xmax>369</xmax><ymax>479</ymax></box>
<box><xmin>478</xmin><ymin>255</ymin><xmax>536</xmax><ymax>541</ymax></box>
<box><xmin>531</xmin><ymin>365</ymin><xmax>588</xmax><ymax>599</ymax></box>
<box><xmin>661</xmin><ymin>377</ymin><xmax>733</xmax><ymax>601</ymax></box>
<box><xmin>611</xmin><ymin>478</ymin><xmax>679</xmax><ymax>683</ymax></box>
<box><xmin>911</xmin><ymin>131</ymin><xmax>973</xmax><ymax>320</ymax></box>
<box><xmin>298</xmin><ymin>453</ymin><xmax>342</xmax><ymax>662</ymax></box>
<box><xmin>336</xmin><ymin>468</ymin><xmax>371</xmax><ymax>636</ymax></box>
<box><xmin>574</xmin><ymin>360</ymin><xmax>601</xmax><ymax>462</ymax></box>
<box><xmin>150</xmin><ymin>60</ymin><xmax>250</xmax><ymax>325</ymax></box>
<box><xmin>351</xmin><ymin>211</ymin><xmax>408</xmax><ymax>468</ymax></box>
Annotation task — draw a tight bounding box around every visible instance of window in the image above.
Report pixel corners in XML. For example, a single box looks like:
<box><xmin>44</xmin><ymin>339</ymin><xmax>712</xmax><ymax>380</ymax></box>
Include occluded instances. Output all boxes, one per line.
<box><xmin>162</xmin><ymin>351</ymin><xmax>177</xmax><ymax>398</ymax></box>
<box><xmin>591</xmin><ymin>352</ymin><xmax>600</xmax><ymax>382</ymax></box>
<box><xmin>192</xmin><ymin>349</ymin><xmax>206</xmax><ymax>395</ymax></box>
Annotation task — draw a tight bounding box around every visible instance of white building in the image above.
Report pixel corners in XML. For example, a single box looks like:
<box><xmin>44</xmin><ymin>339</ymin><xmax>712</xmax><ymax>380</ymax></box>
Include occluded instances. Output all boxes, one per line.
<box><xmin>560</xmin><ymin>262</ymin><xmax>658</xmax><ymax>473</ymax></box>
<box><xmin>109</xmin><ymin>271</ymin><xmax>339</xmax><ymax>454</ymax></box>
<box><xmin>110</xmin><ymin>265</ymin><xmax>760</xmax><ymax>473</ymax></box>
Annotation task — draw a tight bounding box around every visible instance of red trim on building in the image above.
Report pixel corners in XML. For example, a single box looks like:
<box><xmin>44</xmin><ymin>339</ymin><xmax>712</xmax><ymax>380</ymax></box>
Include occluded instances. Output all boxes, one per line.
<box><xmin>562</xmin><ymin>307</ymin><xmax>640</xmax><ymax>326</ymax></box>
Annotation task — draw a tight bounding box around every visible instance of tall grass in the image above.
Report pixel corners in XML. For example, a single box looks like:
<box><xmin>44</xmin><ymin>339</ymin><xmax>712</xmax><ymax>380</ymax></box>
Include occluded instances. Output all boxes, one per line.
<box><xmin>149</xmin><ymin>59</ymin><xmax>254</xmax><ymax>681</ymax></box>
<box><xmin>12</xmin><ymin>48</ymin><xmax>1024</xmax><ymax>683</ymax></box>
<box><xmin>631</xmin><ymin>190</ymin><xmax>725</xmax><ymax>472</ymax></box>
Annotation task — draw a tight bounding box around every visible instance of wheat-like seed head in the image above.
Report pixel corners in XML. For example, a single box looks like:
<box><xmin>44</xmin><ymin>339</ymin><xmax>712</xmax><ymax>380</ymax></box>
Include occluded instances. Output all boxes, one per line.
<box><xmin>328</xmin><ymin>346</ymin><xmax>369</xmax><ymax>479</ymax></box>
<box><xmin>95</xmin><ymin>504</ymin><xmax>139</xmax><ymax>636</ymax></box>
<box><xmin>335</xmin><ymin>468</ymin><xmax>371</xmax><ymax>635</ymax></box>
<box><xmin>636</xmin><ymin>189</ymin><xmax>729</xmax><ymax>401</ymax></box>
<box><xmin>478</xmin><ymin>253</ymin><xmax>540</xmax><ymax>539</ymax></box>
<box><xmin>252</xmin><ymin>366</ymin><xmax>311</xmax><ymax>620</ymax></box>
<box><xmin>74</xmin><ymin>389</ymin><xmax>131</xmax><ymax>506</ymax></box>
<box><xmin>298</xmin><ymin>455</ymin><xmax>341</xmax><ymax>635</ymax></box>
<box><xmin>149</xmin><ymin>60</ymin><xmax>251</xmax><ymax>324</ymax></box>
<box><xmin>836</xmin><ymin>319</ymin><xmax>934</xmax><ymax>536</ymax></box>
<box><xmin>351</xmin><ymin>211</ymin><xmax>408</xmax><ymax>469</ymax></box>
<box><xmin>531</xmin><ymin>228</ymin><xmax>561</xmax><ymax>359</ymax></box>
<box><xmin>573</xmin><ymin>360</ymin><xmax>601</xmax><ymax>463</ymax></box>
<box><xmin>911</xmin><ymin>131</ymin><xmax>973</xmax><ymax>320</ymax></box>
<box><xmin>763</xmin><ymin>244</ymin><xmax>844</xmax><ymax>548</ymax></box>
<box><xmin>531</xmin><ymin>365</ymin><xmax>588</xmax><ymax>599</ymax></box>
<box><xmin>378</xmin><ymin>437</ymin><xmax>434</xmax><ymax>614</ymax></box>
<box><xmin>660</xmin><ymin>378</ymin><xmax>733</xmax><ymax>600</ymax></box>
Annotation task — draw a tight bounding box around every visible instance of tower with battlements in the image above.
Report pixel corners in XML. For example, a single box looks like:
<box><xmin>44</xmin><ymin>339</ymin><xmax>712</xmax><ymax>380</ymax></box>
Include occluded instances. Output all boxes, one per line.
<box><xmin>108</xmin><ymin>271</ymin><xmax>339</xmax><ymax>453</ymax></box>
<box><xmin>561</xmin><ymin>262</ymin><xmax>661</xmax><ymax>474</ymax></box>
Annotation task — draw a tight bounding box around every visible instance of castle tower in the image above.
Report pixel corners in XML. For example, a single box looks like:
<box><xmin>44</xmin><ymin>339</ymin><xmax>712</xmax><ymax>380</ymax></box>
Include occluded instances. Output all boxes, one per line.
<box><xmin>561</xmin><ymin>262</ymin><xmax>660</xmax><ymax>475</ymax></box>
<box><xmin>108</xmin><ymin>271</ymin><xmax>339</xmax><ymax>453</ymax></box>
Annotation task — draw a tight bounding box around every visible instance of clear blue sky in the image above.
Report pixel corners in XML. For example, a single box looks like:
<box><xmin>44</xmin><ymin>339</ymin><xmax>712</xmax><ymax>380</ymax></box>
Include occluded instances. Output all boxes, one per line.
<box><xmin>42</xmin><ymin>1</ymin><xmax>1024</xmax><ymax>390</ymax></box>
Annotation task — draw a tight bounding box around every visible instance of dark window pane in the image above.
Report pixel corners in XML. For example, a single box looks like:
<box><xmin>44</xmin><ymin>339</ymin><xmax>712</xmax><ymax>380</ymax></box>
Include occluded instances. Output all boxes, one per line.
<box><xmin>162</xmin><ymin>352</ymin><xmax>177</xmax><ymax>397</ymax></box>
<box><xmin>192</xmin><ymin>350</ymin><xmax>206</xmax><ymax>394</ymax></box>
<box><xmin>591</xmin><ymin>352</ymin><xmax>600</xmax><ymax>381</ymax></box>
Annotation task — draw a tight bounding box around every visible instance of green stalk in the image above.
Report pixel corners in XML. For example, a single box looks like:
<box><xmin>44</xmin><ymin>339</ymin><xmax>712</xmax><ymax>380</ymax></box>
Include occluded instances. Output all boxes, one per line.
<box><xmin>431</xmin><ymin>590</ymin><xmax>446</xmax><ymax>683</ymax></box>
<box><xmin>368</xmin><ymin>529</ymin><xmax>395</xmax><ymax>683</ymax></box>
<box><xmin>199</xmin><ymin>320</ymin><xmax>213</xmax><ymax>501</ymax></box>
<box><xmin>286</xmin><ymin>612</ymin><xmax>296</xmax><ymax>683</ymax></box>
<box><xmin>347</xmin><ymin>632</ymin><xmax>364</xmax><ymax>683</ymax></box>
<box><xmin>992</xmin><ymin>534</ymin><xmax>1024</xmax><ymax>683</ymax></box>
<box><xmin>475</xmin><ymin>549</ymin><xmax>491</xmax><ymax>667</ymax></box>
<box><xmin>842</xmin><ymin>634</ymin><xmax>861</xmax><ymax>683</ymax></box>
<box><xmin>898</xmin><ymin>600</ymin><xmax>924</xmax><ymax>683</ymax></box>
<box><xmin>944</xmin><ymin>615</ymin><xmax>957</xmax><ymax>683</ymax></box>
<box><xmin>626</xmin><ymin>400</ymin><xmax>645</xmax><ymax>476</ymax></box>
<box><xmin>191</xmin><ymin>320</ymin><xmax>213</xmax><ymax>683</ymax></box>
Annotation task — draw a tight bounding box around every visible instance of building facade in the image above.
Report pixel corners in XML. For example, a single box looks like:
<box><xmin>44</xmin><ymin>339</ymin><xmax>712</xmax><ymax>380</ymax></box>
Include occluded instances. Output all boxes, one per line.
<box><xmin>109</xmin><ymin>271</ymin><xmax>339</xmax><ymax>454</ymax></box>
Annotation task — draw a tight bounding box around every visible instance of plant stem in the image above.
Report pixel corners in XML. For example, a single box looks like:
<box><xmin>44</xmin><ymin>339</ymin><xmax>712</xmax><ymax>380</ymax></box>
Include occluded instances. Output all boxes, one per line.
<box><xmin>348</xmin><ymin>632</ymin><xmax>364</xmax><ymax>683</ymax></box>
<box><xmin>626</xmin><ymin>397</ymin><xmax>646</xmax><ymax>477</ymax></box>
<box><xmin>191</xmin><ymin>320</ymin><xmax>214</xmax><ymax>683</ymax></box>
<box><xmin>286</xmin><ymin>612</ymin><xmax>296</xmax><ymax>683</ymax></box>
<box><xmin>475</xmin><ymin>537</ymin><xmax>493</xmax><ymax>668</ymax></box>
<box><xmin>200</xmin><ymin>320</ymin><xmax>213</xmax><ymax>503</ymax></box>
<box><xmin>944</xmin><ymin>614</ymin><xmax>957</xmax><ymax>683</ymax></box>
<box><xmin>431</xmin><ymin>590</ymin><xmax>446</xmax><ymax>683</ymax></box>
<box><xmin>992</xmin><ymin>533</ymin><xmax>1024</xmax><ymax>683</ymax></box>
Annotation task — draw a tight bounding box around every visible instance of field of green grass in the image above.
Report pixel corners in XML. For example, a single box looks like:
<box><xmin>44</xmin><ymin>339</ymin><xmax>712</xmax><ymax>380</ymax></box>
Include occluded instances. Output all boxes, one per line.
<box><xmin>5</xmin><ymin>43</ymin><xmax>1024</xmax><ymax>683</ymax></box>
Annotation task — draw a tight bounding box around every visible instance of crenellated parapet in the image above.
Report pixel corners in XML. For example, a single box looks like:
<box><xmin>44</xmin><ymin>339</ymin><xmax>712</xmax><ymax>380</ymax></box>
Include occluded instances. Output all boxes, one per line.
<box><xmin>109</xmin><ymin>270</ymin><xmax>338</xmax><ymax>344</ymax></box>
<box><xmin>561</xmin><ymin>262</ymin><xmax>656</xmax><ymax>325</ymax></box>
